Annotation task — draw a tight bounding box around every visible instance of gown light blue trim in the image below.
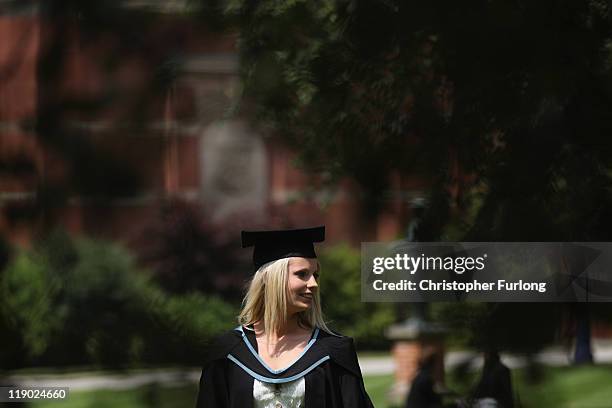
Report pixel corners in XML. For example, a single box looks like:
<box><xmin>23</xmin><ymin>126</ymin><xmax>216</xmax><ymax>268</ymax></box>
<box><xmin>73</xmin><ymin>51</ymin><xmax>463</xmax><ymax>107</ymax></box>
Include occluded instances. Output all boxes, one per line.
<box><xmin>227</xmin><ymin>354</ymin><xmax>331</xmax><ymax>384</ymax></box>
<box><xmin>235</xmin><ymin>325</ymin><xmax>321</xmax><ymax>374</ymax></box>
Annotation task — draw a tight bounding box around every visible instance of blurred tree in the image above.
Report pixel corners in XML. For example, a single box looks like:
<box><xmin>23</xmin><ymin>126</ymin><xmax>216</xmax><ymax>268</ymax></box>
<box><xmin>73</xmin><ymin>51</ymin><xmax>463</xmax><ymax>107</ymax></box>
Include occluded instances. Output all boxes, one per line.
<box><xmin>232</xmin><ymin>0</ymin><xmax>612</xmax><ymax>355</ymax></box>
<box><xmin>136</xmin><ymin>200</ymin><xmax>245</xmax><ymax>298</ymax></box>
<box><xmin>319</xmin><ymin>245</ymin><xmax>394</xmax><ymax>348</ymax></box>
<box><xmin>0</xmin><ymin>231</ymin><xmax>236</xmax><ymax>367</ymax></box>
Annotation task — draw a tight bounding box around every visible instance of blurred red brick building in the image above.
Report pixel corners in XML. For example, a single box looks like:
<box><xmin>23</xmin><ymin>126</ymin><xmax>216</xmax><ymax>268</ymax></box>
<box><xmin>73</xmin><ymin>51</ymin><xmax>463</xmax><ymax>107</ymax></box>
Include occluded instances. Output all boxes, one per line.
<box><xmin>0</xmin><ymin>2</ymin><xmax>424</xmax><ymax>251</ymax></box>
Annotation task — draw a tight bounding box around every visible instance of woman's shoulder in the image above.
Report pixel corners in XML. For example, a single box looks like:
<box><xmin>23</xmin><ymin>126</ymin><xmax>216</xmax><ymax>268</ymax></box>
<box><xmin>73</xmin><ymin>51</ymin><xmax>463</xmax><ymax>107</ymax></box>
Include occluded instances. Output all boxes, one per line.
<box><xmin>316</xmin><ymin>328</ymin><xmax>364</xmax><ymax>377</ymax></box>
<box><xmin>317</xmin><ymin>327</ymin><xmax>353</xmax><ymax>343</ymax></box>
<box><xmin>214</xmin><ymin>326</ymin><xmax>244</xmax><ymax>342</ymax></box>
<box><xmin>318</xmin><ymin>329</ymin><xmax>356</xmax><ymax>350</ymax></box>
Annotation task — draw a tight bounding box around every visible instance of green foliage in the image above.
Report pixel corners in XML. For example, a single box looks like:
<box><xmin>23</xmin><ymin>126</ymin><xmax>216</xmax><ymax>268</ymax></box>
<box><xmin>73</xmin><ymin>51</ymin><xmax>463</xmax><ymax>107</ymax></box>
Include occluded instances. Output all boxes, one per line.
<box><xmin>1</xmin><ymin>253</ymin><xmax>64</xmax><ymax>359</ymax></box>
<box><xmin>148</xmin><ymin>292</ymin><xmax>237</xmax><ymax>363</ymax></box>
<box><xmin>431</xmin><ymin>302</ymin><xmax>563</xmax><ymax>353</ymax></box>
<box><xmin>0</xmin><ymin>232</ymin><xmax>236</xmax><ymax>368</ymax></box>
<box><xmin>319</xmin><ymin>245</ymin><xmax>394</xmax><ymax>348</ymax></box>
<box><xmin>235</xmin><ymin>0</ymin><xmax>612</xmax><ymax>237</ymax></box>
<box><xmin>233</xmin><ymin>0</ymin><xmax>612</xmax><ymax>355</ymax></box>
<box><xmin>162</xmin><ymin>294</ymin><xmax>236</xmax><ymax>341</ymax></box>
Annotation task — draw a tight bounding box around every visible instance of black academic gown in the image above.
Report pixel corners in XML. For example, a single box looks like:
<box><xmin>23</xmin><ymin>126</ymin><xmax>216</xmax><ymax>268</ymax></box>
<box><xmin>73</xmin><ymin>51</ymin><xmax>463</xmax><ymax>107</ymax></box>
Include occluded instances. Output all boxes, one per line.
<box><xmin>404</xmin><ymin>366</ymin><xmax>442</xmax><ymax>408</ymax></box>
<box><xmin>472</xmin><ymin>360</ymin><xmax>514</xmax><ymax>408</ymax></box>
<box><xmin>196</xmin><ymin>326</ymin><xmax>374</xmax><ymax>408</ymax></box>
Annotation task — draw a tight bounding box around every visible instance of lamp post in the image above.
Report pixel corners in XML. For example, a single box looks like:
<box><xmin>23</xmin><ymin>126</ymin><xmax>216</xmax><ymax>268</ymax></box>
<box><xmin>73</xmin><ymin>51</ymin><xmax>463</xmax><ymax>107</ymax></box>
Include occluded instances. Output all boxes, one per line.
<box><xmin>385</xmin><ymin>197</ymin><xmax>448</xmax><ymax>405</ymax></box>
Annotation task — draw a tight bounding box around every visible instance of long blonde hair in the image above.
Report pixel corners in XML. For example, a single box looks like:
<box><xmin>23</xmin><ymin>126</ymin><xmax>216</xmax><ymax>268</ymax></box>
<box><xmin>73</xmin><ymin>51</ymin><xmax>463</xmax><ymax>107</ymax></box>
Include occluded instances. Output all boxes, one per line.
<box><xmin>238</xmin><ymin>257</ymin><xmax>332</xmax><ymax>336</ymax></box>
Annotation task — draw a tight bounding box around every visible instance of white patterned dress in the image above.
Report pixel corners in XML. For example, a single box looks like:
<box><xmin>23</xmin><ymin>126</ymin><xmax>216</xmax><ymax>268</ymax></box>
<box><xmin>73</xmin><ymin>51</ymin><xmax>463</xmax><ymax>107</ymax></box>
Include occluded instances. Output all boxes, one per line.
<box><xmin>253</xmin><ymin>377</ymin><xmax>305</xmax><ymax>408</ymax></box>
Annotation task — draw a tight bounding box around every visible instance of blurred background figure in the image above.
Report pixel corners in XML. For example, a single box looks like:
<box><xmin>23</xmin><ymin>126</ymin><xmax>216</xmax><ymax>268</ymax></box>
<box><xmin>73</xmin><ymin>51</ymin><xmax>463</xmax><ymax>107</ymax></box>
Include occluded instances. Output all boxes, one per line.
<box><xmin>404</xmin><ymin>349</ymin><xmax>443</xmax><ymax>408</ymax></box>
<box><xmin>471</xmin><ymin>350</ymin><xmax>513</xmax><ymax>408</ymax></box>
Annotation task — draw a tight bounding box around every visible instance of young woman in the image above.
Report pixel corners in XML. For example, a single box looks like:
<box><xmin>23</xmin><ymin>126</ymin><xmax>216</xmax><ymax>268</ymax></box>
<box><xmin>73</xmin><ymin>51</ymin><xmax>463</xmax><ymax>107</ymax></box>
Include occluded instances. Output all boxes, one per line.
<box><xmin>196</xmin><ymin>226</ymin><xmax>374</xmax><ymax>407</ymax></box>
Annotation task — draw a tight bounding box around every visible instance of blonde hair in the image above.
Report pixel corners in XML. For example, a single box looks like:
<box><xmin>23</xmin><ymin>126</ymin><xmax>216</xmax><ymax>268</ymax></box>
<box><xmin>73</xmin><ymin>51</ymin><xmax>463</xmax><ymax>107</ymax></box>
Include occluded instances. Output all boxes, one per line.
<box><xmin>238</xmin><ymin>257</ymin><xmax>332</xmax><ymax>336</ymax></box>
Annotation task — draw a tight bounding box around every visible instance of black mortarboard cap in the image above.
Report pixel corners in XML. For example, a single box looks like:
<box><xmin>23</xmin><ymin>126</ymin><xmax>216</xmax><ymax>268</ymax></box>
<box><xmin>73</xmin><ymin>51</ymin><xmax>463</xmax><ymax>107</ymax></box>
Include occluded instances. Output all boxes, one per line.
<box><xmin>241</xmin><ymin>226</ymin><xmax>325</xmax><ymax>271</ymax></box>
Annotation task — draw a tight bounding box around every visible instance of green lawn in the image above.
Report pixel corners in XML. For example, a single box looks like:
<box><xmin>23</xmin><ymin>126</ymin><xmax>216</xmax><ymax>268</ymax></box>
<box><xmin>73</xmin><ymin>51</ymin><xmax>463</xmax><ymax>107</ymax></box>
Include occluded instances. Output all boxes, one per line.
<box><xmin>364</xmin><ymin>374</ymin><xmax>394</xmax><ymax>407</ymax></box>
<box><xmin>31</xmin><ymin>384</ymin><xmax>199</xmax><ymax>408</ymax></box>
<box><xmin>29</xmin><ymin>364</ymin><xmax>612</xmax><ymax>408</ymax></box>
<box><xmin>513</xmin><ymin>365</ymin><xmax>612</xmax><ymax>408</ymax></box>
<box><xmin>366</xmin><ymin>364</ymin><xmax>612</xmax><ymax>408</ymax></box>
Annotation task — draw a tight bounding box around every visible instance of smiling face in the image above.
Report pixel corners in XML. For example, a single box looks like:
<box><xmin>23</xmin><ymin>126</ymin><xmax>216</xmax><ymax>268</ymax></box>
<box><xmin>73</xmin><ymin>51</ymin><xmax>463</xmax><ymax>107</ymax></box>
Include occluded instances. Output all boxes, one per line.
<box><xmin>286</xmin><ymin>257</ymin><xmax>319</xmax><ymax>315</ymax></box>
